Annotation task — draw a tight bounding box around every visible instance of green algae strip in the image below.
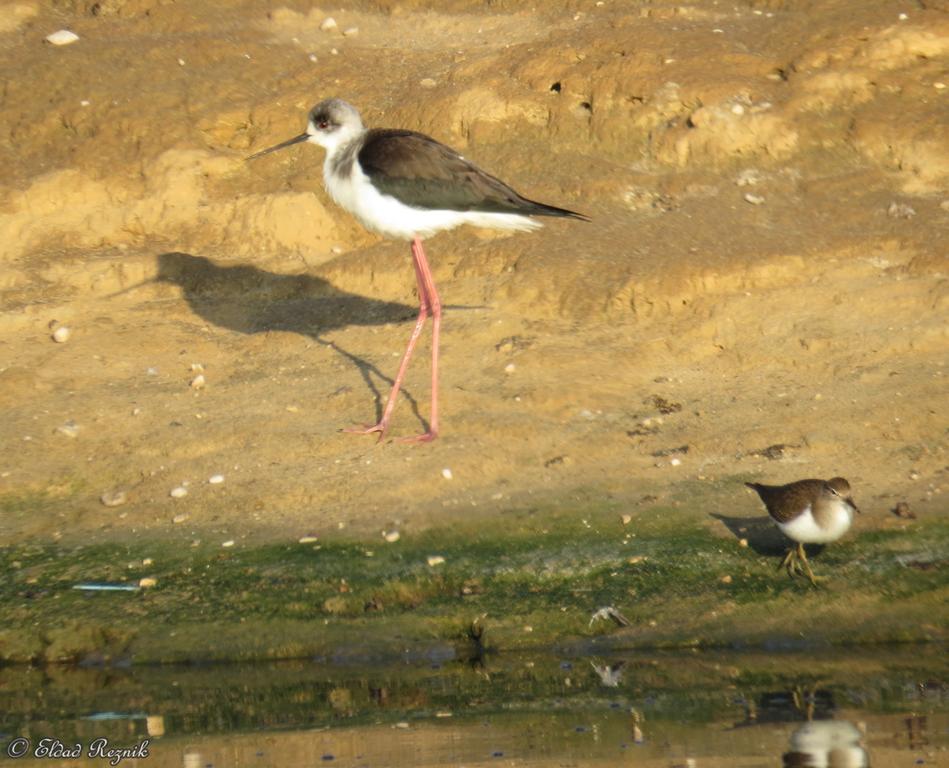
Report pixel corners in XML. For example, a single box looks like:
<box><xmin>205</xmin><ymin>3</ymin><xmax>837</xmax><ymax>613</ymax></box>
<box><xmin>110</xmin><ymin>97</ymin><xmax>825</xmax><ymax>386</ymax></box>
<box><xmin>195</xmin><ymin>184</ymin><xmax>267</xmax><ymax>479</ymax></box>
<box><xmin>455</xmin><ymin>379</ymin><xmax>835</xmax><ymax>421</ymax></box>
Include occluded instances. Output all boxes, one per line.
<box><xmin>1</xmin><ymin>497</ymin><xmax>946</xmax><ymax>664</ymax></box>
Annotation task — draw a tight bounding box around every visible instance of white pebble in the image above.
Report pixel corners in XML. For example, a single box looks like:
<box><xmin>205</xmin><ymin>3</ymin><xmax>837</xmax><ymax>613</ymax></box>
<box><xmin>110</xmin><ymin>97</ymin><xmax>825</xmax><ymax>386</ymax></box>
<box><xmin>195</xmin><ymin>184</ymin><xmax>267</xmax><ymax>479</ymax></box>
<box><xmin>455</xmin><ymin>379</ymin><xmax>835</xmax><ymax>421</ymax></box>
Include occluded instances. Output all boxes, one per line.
<box><xmin>504</xmin><ymin>363</ymin><xmax>516</xmax><ymax>374</ymax></box>
<box><xmin>222</xmin><ymin>540</ymin><xmax>235</xmax><ymax>548</ymax></box>
<box><xmin>441</xmin><ymin>468</ymin><xmax>453</xmax><ymax>480</ymax></box>
<box><xmin>320</xmin><ymin>16</ymin><xmax>337</xmax><ymax>30</ymax></box>
<box><xmin>731</xmin><ymin>103</ymin><xmax>745</xmax><ymax>115</ymax></box>
<box><xmin>898</xmin><ymin>12</ymin><xmax>908</xmax><ymax>20</ymax></box>
<box><xmin>208</xmin><ymin>474</ymin><xmax>224</xmax><ymax>484</ymax></box>
<box><xmin>934</xmin><ymin>82</ymin><xmax>946</xmax><ymax>90</ymax></box>
<box><xmin>100</xmin><ymin>489</ymin><xmax>127</xmax><ymax>507</ymax></box>
<box><xmin>670</xmin><ymin>457</ymin><xmax>682</xmax><ymax>466</ymax></box>
<box><xmin>46</xmin><ymin>30</ymin><xmax>79</xmax><ymax>46</ymax></box>
<box><xmin>190</xmin><ymin>374</ymin><xmax>206</xmax><ymax>389</ymax></box>
<box><xmin>52</xmin><ymin>326</ymin><xmax>71</xmax><ymax>343</ymax></box>
<box><xmin>420</xmin><ymin>78</ymin><xmax>437</xmax><ymax>88</ymax></box>
<box><xmin>177</xmin><ymin>57</ymin><xmax>185</xmax><ymax>66</ymax></box>
<box><xmin>190</xmin><ymin>362</ymin><xmax>204</xmax><ymax>372</ymax></box>
<box><xmin>139</xmin><ymin>577</ymin><xmax>157</xmax><ymax>588</ymax></box>
<box><xmin>621</xmin><ymin>514</ymin><xmax>632</xmax><ymax>525</ymax></box>
<box><xmin>427</xmin><ymin>555</ymin><xmax>445</xmax><ymax>567</ymax></box>
<box><xmin>342</xmin><ymin>27</ymin><xmax>359</xmax><ymax>36</ymax></box>
<box><xmin>173</xmin><ymin>514</ymin><xmax>188</xmax><ymax>524</ymax></box>
<box><xmin>330</xmin><ymin>48</ymin><xmax>338</xmax><ymax>55</ymax></box>
<box><xmin>308</xmin><ymin>53</ymin><xmax>318</xmax><ymax>63</ymax></box>
<box><xmin>383</xmin><ymin>530</ymin><xmax>401</xmax><ymax>542</ymax></box>
<box><xmin>298</xmin><ymin>535</ymin><xmax>319</xmax><ymax>544</ymax></box>
<box><xmin>170</xmin><ymin>486</ymin><xmax>188</xmax><ymax>499</ymax></box>
<box><xmin>744</xmin><ymin>193</ymin><xmax>765</xmax><ymax>205</ymax></box>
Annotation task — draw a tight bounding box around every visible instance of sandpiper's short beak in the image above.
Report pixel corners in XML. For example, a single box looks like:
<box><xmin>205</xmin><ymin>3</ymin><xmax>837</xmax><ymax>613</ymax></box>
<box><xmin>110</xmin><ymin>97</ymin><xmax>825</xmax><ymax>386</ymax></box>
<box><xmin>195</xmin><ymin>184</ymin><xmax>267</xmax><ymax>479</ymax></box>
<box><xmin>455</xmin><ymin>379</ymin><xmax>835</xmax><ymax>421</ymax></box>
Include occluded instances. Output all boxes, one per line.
<box><xmin>246</xmin><ymin>133</ymin><xmax>308</xmax><ymax>161</ymax></box>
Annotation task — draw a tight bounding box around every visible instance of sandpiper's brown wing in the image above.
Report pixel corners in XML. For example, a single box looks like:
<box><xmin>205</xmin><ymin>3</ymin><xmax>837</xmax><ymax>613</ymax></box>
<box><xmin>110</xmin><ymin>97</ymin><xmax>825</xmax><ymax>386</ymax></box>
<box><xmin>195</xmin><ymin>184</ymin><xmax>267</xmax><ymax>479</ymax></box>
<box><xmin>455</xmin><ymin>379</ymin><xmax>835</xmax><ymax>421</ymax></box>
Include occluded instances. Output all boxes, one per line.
<box><xmin>746</xmin><ymin>479</ymin><xmax>824</xmax><ymax>523</ymax></box>
<box><xmin>358</xmin><ymin>129</ymin><xmax>589</xmax><ymax>219</ymax></box>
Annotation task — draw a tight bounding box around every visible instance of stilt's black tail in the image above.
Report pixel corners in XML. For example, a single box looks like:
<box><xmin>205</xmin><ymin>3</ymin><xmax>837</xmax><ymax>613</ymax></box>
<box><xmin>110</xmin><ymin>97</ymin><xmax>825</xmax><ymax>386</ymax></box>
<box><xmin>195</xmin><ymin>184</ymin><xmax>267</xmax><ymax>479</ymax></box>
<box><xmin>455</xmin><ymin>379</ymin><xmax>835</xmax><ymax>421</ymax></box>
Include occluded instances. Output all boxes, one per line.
<box><xmin>523</xmin><ymin>198</ymin><xmax>591</xmax><ymax>221</ymax></box>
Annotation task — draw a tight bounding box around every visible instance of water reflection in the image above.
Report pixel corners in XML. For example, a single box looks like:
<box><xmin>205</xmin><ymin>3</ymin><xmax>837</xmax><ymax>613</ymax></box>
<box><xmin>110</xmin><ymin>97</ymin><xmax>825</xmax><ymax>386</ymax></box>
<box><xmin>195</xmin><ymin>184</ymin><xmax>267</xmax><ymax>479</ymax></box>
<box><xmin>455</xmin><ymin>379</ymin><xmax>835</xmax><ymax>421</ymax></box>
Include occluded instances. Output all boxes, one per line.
<box><xmin>0</xmin><ymin>647</ymin><xmax>944</xmax><ymax>767</ymax></box>
<box><xmin>784</xmin><ymin>720</ymin><xmax>868</xmax><ymax>767</ymax></box>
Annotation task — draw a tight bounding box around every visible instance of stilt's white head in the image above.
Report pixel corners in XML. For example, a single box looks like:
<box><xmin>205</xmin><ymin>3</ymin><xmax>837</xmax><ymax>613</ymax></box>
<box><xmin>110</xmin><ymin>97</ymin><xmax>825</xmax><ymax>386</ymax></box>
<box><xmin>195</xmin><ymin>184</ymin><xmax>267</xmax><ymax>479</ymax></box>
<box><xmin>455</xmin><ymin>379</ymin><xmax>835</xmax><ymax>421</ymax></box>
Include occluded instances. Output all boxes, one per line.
<box><xmin>246</xmin><ymin>98</ymin><xmax>365</xmax><ymax>162</ymax></box>
<box><xmin>305</xmin><ymin>98</ymin><xmax>366</xmax><ymax>153</ymax></box>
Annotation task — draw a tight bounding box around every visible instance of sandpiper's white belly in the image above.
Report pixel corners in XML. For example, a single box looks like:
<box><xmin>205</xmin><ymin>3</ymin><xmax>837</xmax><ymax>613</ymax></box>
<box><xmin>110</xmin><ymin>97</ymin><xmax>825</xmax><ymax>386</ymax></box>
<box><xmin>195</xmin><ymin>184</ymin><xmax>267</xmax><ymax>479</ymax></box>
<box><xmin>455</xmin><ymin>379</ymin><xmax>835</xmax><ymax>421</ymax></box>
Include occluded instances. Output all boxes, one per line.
<box><xmin>324</xmin><ymin>161</ymin><xmax>541</xmax><ymax>241</ymax></box>
<box><xmin>777</xmin><ymin>500</ymin><xmax>854</xmax><ymax>544</ymax></box>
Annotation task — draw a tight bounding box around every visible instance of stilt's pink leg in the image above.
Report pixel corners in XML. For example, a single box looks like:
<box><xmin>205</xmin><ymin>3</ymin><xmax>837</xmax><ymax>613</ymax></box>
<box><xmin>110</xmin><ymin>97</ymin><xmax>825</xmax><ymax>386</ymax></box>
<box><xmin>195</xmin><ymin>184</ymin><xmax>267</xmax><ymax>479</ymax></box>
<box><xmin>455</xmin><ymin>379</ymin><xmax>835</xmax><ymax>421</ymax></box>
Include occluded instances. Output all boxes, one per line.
<box><xmin>344</xmin><ymin>237</ymin><xmax>435</xmax><ymax>442</ymax></box>
<box><xmin>399</xmin><ymin>238</ymin><xmax>440</xmax><ymax>443</ymax></box>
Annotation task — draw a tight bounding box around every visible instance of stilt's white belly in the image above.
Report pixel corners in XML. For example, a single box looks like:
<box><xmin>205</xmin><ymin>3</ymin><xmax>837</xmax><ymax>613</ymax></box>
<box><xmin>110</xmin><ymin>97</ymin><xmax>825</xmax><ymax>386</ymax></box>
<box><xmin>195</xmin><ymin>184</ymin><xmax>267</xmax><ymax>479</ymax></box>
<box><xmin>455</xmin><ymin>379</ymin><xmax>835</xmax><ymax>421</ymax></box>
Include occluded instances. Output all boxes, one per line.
<box><xmin>324</xmin><ymin>162</ymin><xmax>540</xmax><ymax>240</ymax></box>
<box><xmin>777</xmin><ymin>500</ymin><xmax>854</xmax><ymax>544</ymax></box>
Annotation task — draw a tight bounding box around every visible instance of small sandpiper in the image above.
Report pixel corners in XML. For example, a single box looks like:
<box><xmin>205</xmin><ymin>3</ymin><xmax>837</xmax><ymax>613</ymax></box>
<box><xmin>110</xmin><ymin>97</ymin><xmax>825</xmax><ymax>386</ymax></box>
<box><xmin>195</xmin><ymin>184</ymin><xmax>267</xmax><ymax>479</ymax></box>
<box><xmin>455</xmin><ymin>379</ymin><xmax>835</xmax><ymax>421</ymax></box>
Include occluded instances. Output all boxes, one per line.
<box><xmin>745</xmin><ymin>477</ymin><xmax>860</xmax><ymax>585</ymax></box>
<box><xmin>248</xmin><ymin>98</ymin><xmax>588</xmax><ymax>442</ymax></box>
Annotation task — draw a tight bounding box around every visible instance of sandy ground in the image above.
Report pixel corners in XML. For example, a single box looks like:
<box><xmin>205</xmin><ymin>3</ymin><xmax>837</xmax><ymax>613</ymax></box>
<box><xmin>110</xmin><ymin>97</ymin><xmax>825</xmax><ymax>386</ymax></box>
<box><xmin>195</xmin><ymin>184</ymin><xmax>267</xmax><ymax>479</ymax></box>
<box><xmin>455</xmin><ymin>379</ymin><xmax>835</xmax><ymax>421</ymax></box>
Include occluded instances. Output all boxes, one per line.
<box><xmin>0</xmin><ymin>0</ymin><xmax>947</xmax><ymax>547</ymax></box>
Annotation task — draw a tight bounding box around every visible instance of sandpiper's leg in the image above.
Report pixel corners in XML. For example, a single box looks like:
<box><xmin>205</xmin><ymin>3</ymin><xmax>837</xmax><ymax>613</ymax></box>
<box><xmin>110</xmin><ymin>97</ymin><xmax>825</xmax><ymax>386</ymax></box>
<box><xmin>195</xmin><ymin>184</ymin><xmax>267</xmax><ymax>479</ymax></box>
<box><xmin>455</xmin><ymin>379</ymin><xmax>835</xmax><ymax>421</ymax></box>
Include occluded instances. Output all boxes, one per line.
<box><xmin>779</xmin><ymin>547</ymin><xmax>796</xmax><ymax>577</ymax></box>
<box><xmin>399</xmin><ymin>237</ymin><xmax>440</xmax><ymax>443</ymax></box>
<box><xmin>797</xmin><ymin>542</ymin><xmax>820</xmax><ymax>586</ymax></box>
<box><xmin>344</xmin><ymin>240</ymin><xmax>431</xmax><ymax>441</ymax></box>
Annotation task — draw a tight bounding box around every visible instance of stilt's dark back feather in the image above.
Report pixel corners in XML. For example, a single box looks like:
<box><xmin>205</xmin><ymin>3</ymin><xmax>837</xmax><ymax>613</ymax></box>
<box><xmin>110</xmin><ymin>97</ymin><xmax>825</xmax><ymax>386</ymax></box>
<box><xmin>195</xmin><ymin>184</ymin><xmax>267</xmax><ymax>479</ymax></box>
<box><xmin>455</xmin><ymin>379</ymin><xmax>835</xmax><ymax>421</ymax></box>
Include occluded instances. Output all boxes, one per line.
<box><xmin>358</xmin><ymin>129</ymin><xmax>589</xmax><ymax>220</ymax></box>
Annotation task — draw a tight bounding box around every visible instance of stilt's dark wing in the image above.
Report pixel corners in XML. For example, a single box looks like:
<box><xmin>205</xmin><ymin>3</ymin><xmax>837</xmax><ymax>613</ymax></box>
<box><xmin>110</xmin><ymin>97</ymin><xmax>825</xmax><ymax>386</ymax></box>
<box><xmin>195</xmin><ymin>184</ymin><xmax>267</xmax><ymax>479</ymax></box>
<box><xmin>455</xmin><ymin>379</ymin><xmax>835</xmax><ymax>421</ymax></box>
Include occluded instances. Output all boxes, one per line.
<box><xmin>357</xmin><ymin>129</ymin><xmax>588</xmax><ymax>220</ymax></box>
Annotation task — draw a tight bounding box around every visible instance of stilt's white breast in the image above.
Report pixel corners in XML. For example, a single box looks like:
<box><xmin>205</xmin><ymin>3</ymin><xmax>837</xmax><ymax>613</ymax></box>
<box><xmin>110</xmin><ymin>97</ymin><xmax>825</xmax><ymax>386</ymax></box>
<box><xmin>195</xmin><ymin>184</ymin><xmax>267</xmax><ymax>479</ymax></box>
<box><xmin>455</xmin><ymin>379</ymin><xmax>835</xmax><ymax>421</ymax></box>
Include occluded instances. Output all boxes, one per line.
<box><xmin>322</xmin><ymin>150</ymin><xmax>540</xmax><ymax>241</ymax></box>
<box><xmin>776</xmin><ymin>499</ymin><xmax>854</xmax><ymax>544</ymax></box>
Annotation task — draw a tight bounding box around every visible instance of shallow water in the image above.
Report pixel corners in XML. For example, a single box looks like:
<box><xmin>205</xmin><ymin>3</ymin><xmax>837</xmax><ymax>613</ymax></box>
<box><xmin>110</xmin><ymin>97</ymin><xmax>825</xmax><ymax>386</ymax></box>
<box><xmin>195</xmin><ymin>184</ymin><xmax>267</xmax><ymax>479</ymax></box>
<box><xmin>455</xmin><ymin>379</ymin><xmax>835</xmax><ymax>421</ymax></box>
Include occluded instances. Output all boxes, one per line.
<box><xmin>1</xmin><ymin>646</ymin><xmax>946</xmax><ymax>767</ymax></box>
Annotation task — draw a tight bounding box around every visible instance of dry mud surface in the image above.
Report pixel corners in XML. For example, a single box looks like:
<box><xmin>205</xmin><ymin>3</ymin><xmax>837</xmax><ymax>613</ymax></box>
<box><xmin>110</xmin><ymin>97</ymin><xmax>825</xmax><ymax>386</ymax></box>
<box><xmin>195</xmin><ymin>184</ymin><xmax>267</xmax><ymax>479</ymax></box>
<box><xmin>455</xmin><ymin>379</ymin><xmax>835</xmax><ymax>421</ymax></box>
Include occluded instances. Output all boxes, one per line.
<box><xmin>0</xmin><ymin>0</ymin><xmax>946</xmax><ymax>551</ymax></box>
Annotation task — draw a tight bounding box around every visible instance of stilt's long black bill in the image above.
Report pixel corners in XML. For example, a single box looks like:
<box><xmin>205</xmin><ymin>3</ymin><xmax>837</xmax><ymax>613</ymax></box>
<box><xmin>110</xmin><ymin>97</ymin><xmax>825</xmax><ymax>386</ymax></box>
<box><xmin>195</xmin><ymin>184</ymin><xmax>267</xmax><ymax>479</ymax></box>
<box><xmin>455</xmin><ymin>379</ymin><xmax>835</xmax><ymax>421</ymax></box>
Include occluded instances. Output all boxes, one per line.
<box><xmin>246</xmin><ymin>133</ymin><xmax>308</xmax><ymax>161</ymax></box>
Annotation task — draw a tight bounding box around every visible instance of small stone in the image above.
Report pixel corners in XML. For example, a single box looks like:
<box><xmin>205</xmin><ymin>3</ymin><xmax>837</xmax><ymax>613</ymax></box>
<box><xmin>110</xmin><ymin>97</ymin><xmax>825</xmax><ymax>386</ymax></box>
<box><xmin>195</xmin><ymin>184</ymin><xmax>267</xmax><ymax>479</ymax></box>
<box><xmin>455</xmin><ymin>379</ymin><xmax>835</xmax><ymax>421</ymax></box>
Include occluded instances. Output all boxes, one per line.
<box><xmin>669</xmin><ymin>457</ymin><xmax>682</xmax><ymax>466</ymax></box>
<box><xmin>190</xmin><ymin>374</ymin><xmax>206</xmax><ymax>389</ymax></box>
<box><xmin>720</xmin><ymin>574</ymin><xmax>733</xmax><ymax>584</ymax></box>
<box><xmin>52</xmin><ymin>326</ymin><xmax>71</xmax><ymax>343</ymax></box>
<box><xmin>383</xmin><ymin>530</ymin><xmax>400</xmax><ymax>543</ymax></box>
<box><xmin>731</xmin><ymin>103</ymin><xmax>745</xmax><ymax>115</ymax></box>
<box><xmin>342</xmin><ymin>27</ymin><xmax>359</xmax><ymax>36</ymax></box>
<box><xmin>320</xmin><ymin>17</ymin><xmax>337</xmax><ymax>31</ymax></box>
<box><xmin>621</xmin><ymin>514</ymin><xmax>632</xmax><ymax>525</ymax></box>
<box><xmin>893</xmin><ymin>501</ymin><xmax>916</xmax><ymax>519</ymax></box>
<box><xmin>739</xmin><ymin>538</ymin><xmax>749</xmax><ymax>547</ymax></box>
<box><xmin>172</xmin><ymin>514</ymin><xmax>188</xmax><ymax>524</ymax></box>
<box><xmin>888</xmin><ymin>201</ymin><xmax>916</xmax><ymax>219</ymax></box>
<box><xmin>222</xmin><ymin>540</ymin><xmax>235</xmax><ymax>548</ymax></box>
<box><xmin>139</xmin><ymin>577</ymin><xmax>157</xmax><ymax>588</ymax></box>
<box><xmin>46</xmin><ymin>29</ymin><xmax>79</xmax><ymax>45</ymax></box>
<box><xmin>56</xmin><ymin>420</ymin><xmax>80</xmax><ymax>438</ymax></box>
<box><xmin>628</xmin><ymin>555</ymin><xmax>647</xmax><ymax>565</ymax></box>
<box><xmin>744</xmin><ymin>193</ymin><xmax>765</xmax><ymax>205</ymax></box>
<box><xmin>420</xmin><ymin>78</ymin><xmax>437</xmax><ymax>88</ymax></box>
<box><xmin>934</xmin><ymin>82</ymin><xmax>946</xmax><ymax>90</ymax></box>
<box><xmin>208</xmin><ymin>474</ymin><xmax>224</xmax><ymax>484</ymax></box>
<box><xmin>100</xmin><ymin>489</ymin><xmax>128</xmax><ymax>507</ymax></box>
<box><xmin>170</xmin><ymin>486</ymin><xmax>188</xmax><ymax>499</ymax></box>
<box><xmin>308</xmin><ymin>53</ymin><xmax>318</xmax><ymax>63</ymax></box>
<box><xmin>427</xmin><ymin>555</ymin><xmax>445</xmax><ymax>567</ymax></box>
<box><xmin>299</xmin><ymin>535</ymin><xmax>319</xmax><ymax>544</ymax></box>
<box><xmin>504</xmin><ymin>363</ymin><xmax>516</xmax><ymax>374</ymax></box>
<box><xmin>177</xmin><ymin>57</ymin><xmax>185</xmax><ymax>66</ymax></box>
<box><xmin>441</xmin><ymin>468</ymin><xmax>453</xmax><ymax>480</ymax></box>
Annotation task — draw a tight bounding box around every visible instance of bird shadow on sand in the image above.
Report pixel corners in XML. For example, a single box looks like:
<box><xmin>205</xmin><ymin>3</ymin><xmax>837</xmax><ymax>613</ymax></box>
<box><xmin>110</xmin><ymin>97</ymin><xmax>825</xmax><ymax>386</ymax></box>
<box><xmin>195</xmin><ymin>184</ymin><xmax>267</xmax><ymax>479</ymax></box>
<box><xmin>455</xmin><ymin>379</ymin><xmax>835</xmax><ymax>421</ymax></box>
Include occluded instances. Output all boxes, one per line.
<box><xmin>709</xmin><ymin>513</ymin><xmax>794</xmax><ymax>557</ymax></box>
<box><xmin>154</xmin><ymin>251</ymin><xmax>426</xmax><ymax>428</ymax></box>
